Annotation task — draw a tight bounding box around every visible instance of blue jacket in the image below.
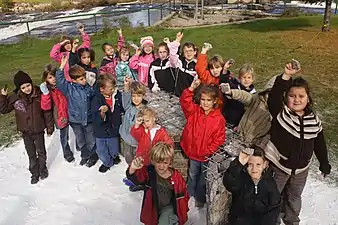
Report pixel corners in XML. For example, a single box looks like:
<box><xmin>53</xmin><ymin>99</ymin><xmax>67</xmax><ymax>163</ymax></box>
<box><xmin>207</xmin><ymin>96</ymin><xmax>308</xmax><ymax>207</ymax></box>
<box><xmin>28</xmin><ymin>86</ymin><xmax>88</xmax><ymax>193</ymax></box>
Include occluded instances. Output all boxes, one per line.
<box><xmin>91</xmin><ymin>89</ymin><xmax>123</xmax><ymax>138</ymax></box>
<box><xmin>56</xmin><ymin>69</ymin><xmax>94</xmax><ymax>125</ymax></box>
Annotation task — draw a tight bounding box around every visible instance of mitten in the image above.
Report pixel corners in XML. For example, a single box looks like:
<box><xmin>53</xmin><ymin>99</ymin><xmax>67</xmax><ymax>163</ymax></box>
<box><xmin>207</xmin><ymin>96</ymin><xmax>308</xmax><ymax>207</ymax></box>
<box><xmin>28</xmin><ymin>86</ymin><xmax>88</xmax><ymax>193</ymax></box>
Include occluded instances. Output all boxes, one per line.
<box><xmin>40</xmin><ymin>83</ymin><xmax>49</xmax><ymax>95</ymax></box>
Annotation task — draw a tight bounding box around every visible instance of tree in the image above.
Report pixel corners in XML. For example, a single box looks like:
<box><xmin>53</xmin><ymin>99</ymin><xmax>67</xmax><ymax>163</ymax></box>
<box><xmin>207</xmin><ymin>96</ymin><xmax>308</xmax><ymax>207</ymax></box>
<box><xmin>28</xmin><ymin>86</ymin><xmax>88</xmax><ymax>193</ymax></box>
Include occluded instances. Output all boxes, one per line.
<box><xmin>194</xmin><ymin>0</ymin><xmax>199</xmax><ymax>19</ymax></box>
<box><xmin>306</xmin><ymin>0</ymin><xmax>333</xmax><ymax>32</ymax></box>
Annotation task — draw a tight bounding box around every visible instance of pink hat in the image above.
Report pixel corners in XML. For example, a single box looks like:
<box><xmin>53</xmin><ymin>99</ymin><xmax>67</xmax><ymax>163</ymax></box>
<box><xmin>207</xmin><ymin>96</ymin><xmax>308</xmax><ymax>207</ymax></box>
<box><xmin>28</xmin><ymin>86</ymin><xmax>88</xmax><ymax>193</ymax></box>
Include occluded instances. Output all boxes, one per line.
<box><xmin>140</xmin><ymin>36</ymin><xmax>154</xmax><ymax>48</ymax></box>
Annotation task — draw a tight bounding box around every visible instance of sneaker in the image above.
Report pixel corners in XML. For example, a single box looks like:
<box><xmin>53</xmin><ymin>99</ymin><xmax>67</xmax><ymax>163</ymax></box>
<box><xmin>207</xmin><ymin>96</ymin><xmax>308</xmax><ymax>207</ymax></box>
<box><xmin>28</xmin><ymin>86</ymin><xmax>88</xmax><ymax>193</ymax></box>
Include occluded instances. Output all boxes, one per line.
<box><xmin>113</xmin><ymin>155</ymin><xmax>121</xmax><ymax>165</ymax></box>
<box><xmin>99</xmin><ymin>164</ymin><xmax>110</xmax><ymax>173</ymax></box>
<box><xmin>80</xmin><ymin>158</ymin><xmax>89</xmax><ymax>166</ymax></box>
<box><xmin>31</xmin><ymin>176</ymin><xmax>39</xmax><ymax>185</ymax></box>
<box><xmin>195</xmin><ymin>200</ymin><xmax>205</xmax><ymax>208</ymax></box>
<box><xmin>129</xmin><ymin>185</ymin><xmax>145</xmax><ymax>192</ymax></box>
<box><xmin>40</xmin><ymin>170</ymin><xmax>49</xmax><ymax>180</ymax></box>
<box><xmin>86</xmin><ymin>158</ymin><xmax>98</xmax><ymax>168</ymax></box>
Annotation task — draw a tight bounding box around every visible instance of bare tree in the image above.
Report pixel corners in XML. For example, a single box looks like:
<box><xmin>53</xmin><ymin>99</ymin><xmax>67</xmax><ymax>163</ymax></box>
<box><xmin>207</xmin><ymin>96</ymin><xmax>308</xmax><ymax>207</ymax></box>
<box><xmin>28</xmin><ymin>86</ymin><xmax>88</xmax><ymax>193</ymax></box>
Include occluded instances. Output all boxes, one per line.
<box><xmin>306</xmin><ymin>0</ymin><xmax>333</xmax><ymax>32</ymax></box>
<box><xmin>194</xmin><ymin>0</ymin><xmax>199</xmax><ymax>19</ymax></box>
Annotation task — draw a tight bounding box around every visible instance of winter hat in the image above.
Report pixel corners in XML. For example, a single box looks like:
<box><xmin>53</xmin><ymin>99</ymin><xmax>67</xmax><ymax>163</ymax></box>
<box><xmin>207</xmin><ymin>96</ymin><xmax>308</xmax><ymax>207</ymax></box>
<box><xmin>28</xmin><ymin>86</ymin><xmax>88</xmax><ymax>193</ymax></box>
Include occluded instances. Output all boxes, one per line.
<box><xmin>140</xmin><ymin>36</ymin><xmax>154</xmax><ymax>48</ymax></box>
<box><xmin>13</xmin><ymin>71</ymin><xmax>33</xmax><ymax>90</ymax></box>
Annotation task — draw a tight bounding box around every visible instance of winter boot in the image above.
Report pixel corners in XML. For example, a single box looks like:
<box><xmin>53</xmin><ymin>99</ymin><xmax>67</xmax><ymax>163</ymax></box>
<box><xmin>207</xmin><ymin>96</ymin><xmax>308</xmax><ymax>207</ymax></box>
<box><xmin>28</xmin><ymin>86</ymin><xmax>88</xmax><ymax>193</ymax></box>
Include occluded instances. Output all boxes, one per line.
<box><xmin>31</xmin><ymin>176</ymin><xmax>39</xmax><ymax>185</ymax></box>
<box><xmin>99</xmin><ymin>164</ymin><xmax>110</xmax><ymax>173</ymax></box>
<box><xmin>80</xmin><ymin>158</ymin><xmax>89</xmax><ymax>166</ymax></box>
<box><xmin>86</xmin><ymin>158</ymin><xmax>98</xmax><ymax>168</ymax></box>
<box><xmin>40</xmin><ymin>170</ymin><xmax>49</xmax><ymax>180</ymax></box>
<box><xmin>113</xmin><ymin>155</ymin><xmax>121</xmax><ymax>165</ymax></box>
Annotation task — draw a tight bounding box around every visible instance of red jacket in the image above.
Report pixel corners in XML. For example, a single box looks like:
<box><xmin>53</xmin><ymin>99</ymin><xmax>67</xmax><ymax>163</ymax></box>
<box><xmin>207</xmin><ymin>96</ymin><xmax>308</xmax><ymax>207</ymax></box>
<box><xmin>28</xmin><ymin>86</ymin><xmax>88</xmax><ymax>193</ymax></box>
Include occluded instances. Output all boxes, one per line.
<box><xmin>180</xmin><ymin>88</ymin><xmax>226</xmax><ymax>162</ymax></box>
<box><xmin>126</xmin><ymin>165</ymin><xmax>189</xmax><ymax>225</ymax></box>
<box><xmin>131</xmin><ymin>125</ymin><xmax>174</xmax><ymax>165</ymax></box>
<box><xmin>40</xmin><ymin>86</ymin><xmax>68</xmax><ymax>129</ymax></box>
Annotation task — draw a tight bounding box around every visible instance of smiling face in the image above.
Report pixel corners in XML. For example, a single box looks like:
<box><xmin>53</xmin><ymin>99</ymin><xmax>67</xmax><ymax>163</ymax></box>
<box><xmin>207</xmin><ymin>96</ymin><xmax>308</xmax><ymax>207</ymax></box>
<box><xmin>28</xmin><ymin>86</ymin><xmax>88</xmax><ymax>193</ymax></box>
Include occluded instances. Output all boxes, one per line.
<box><xmin>20</xmin><ymin>83</ymin><xmax>33</xmax><ymax>95</ymax></box>
<box><xmin>239</xmin><ymin>72</ymin><xmax>254</xmax><ymax>89</ymax></box>
<box><xmin>64</xmin><ymin>41</ymin><xmax>72</xmax><ymax>52</ymax></box>
<box><xmin>46</xmin><ymin>73</ymin><xmax>56</xmax><ymax>86</ymax></box>
<box><xmin>104</xmin><ymin>44</ymin><xmax>114</xmax><ymax>57</ymax></box>
<box><xmin>287</xmin><ymin>87</ymin><xmax>308</xmax><ymax>116</ymax></box>
<box><xmin>132</xmin><ymin>93</ymin><xmax>144</xmax><ymax>107</ymax></box>
<box><xmin>120</xmin><ymin>51</ymin><xmax>129</xmax><ymax>62</ymax></box>
<box><xmin>143</xmin><ymin>44</ymin><xmax>153</xmax><ymax>54</ymax></box>
<box><xmin>183</xmin><ymin>46</ymin><xmax>196</xmax><ymax>61</ymax></box>
<box><xmin>154</xmin><ymin>158</ymin><xmax>171</xmax><ymax>177</ymax></box>
<box><xmin>158</xmin><ymin>45</ymin><xmax>168</xmax><ymax>61</ymax></box>
<box><xmin>247</xmin><ymin>156</ymin><xmax>267</xmax><ymax>181</ymax></box>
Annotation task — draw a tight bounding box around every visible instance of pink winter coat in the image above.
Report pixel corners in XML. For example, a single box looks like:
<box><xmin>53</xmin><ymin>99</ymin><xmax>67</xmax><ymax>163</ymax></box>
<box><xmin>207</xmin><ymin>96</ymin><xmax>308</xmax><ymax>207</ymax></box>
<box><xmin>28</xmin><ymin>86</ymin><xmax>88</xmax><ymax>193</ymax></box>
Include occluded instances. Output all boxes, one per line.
<box><xmin>49</xmin><ymin>32</ymin><xmax>91</xmax><ymax>81</ymax></box>
<box><xmin>129</xmin><ymin>53</ymin><xmax>157</xmax><ymax>86</ymax></box>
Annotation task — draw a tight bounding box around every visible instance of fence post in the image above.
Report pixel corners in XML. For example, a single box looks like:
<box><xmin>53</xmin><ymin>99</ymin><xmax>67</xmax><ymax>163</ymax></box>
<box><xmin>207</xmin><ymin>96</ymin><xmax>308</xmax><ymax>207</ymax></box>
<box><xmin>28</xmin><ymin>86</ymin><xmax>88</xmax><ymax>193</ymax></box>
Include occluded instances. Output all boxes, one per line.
<box><xmin>94</xmin><ymin>14</ymin><xmax>98</xmax><ymax>32</ymax></box>
<box><xmin>26</xmin><ymin>22</ymin><xmax>31</xmax><ymax>35</ymax></box>
<box><xmin>169</xmin><ymin>0</ymin><xmax>172</xmax><ymax>14</ymax></box>
<box><xmin>335</xmin><ymin>1</ymin><xmax>337</xmax><ymax>14</ymax></box>
<box><xmin>148</xmin><ymin>7</ymin><xmax>151</xmax><ymax>26</ymax></box>
<box><xmin>161</xmin><ymin>4</ymin><xmax>163</xmax><ymax>20</ymax></box>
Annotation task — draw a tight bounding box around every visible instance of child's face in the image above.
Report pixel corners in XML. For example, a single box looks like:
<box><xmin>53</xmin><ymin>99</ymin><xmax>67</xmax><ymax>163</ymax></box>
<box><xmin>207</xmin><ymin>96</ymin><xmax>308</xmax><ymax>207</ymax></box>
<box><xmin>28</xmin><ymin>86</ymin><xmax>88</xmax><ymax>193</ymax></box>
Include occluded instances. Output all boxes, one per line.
<box><xmin>158</xmin><ymin>46</ymin><xmax>168</xmax><ymax>61</ymax></box>
<box><xmin>46</xmin><ymin>73</ymin><xmax>56</xmax><ymax>86</ymax></box>
<box><xmin>132</xmin><ymin>93</ymin><xmax>144</xmax><ymax>106</ymax></box>
<box><xmin>73</xmin><ymin>76</ymin><xmax>87</xmax><ymax>86</ymax></box>
<box><xmin>120</xmin><ymin>51</ymin><xmax>129</xmax><ymax>62</ymax></box>
<box><xmin>247</xmin><ymin>156</ymin><xmax>267</xmax><ymax>181</ymax></box>
<box><xmin>104</xmin><ymin>45</ymin><xmax>114</xmax><ymax>57</ymax></box>
<box><xmin>143</xmin><ymin>114</ymin><xmax>156</xmax><ymax>130</ymax></box>
<box><xmin>210</xmin><ymin>65</ymin><xmax>222</xmax><ymax>77</ymax></box>
<box><xmin>100</xmin><ymin>82</ymin><xmax>115</xmax><ymax>97</ymax></box>
<box><xmin>143</xmin><ymin>44</ymin><xmax>153</xmax><ymax>54</ymax></box>
<box><xmin>287</xmin><ymin>87</ymin><xmax>308</xmax><ymax>115</ymax></box>
<box><xmin>239</xmin><ymin>73</ymin><xmax>254</xmax><ymax>89</ymax></box>
<box><xmin>81</xmin><ymin>52</ymin><xmax>91</xmax><ymax>65</ymax></box>
<box><xmin>64</xmin><ymin>40</ymin><xmax>72</xmax><ymax>52</ymax></box>
<box><xmin>154</xmin><ymin>158</ymin><xmax>171</xmax><ymax>177</ymax></box>
<box><xmin>183</xmin><ymin>46</ymin><xmax>196</xmax><ymax>61</ymax></box>
<box><xmin>200</xmin><ymin>93</ymin><xmax>216</xmax><ymax>113</ymax></box>
<box><xmin>20</xmin><ymin>83</ymin><xmax>32</xmax><ymax>95</ymax></box>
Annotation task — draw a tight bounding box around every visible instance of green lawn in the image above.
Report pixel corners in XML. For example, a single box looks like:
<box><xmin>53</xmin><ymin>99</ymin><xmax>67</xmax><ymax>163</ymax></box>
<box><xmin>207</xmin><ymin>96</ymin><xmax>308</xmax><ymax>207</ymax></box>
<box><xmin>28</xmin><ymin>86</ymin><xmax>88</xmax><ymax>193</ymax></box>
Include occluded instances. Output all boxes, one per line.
<box><xmin>0</xmin><ymin>16</ymin><xmax>338</xmax><ymax>159</ymax></box>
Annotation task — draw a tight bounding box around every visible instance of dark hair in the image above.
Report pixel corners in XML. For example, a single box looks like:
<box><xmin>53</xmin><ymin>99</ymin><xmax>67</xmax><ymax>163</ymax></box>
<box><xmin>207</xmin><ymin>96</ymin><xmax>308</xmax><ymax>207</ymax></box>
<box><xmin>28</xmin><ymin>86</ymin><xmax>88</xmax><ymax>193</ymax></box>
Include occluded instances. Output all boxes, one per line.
<box><xmin>102</xmin><ymin>43</ymin><xmax>113</xmax><ymax>52</ymax></box>
<box><xmin>158</xmin><ymin>42</ymin><xmax>169</xmax><ymax>54</ymax></box>
<box><xmin>181</xmin><ymin>42</ymin><xmax>198</xmax><ymax>56</ymax></box>
<box><xmin>59</xmin><ymin>35</ymin><xmax>73</xmax><ymax>52</ymax></box>
<box><xmin>77</xmin><ymin>48</ymin><xmax>95</xmax><ymax>62</ymax></box>
<box><xmin>69</xmin><ymin>65</ymin><xmax>86</xmax><ymax>80</ymax></box>
<box><xmin>42</xmin><ymin>64</ymin><xmax>57</xmax><ymax>82</ymax></box>
<box><xmin>97</xmin><ymin>74</ymin><xmax>116</xmax><ymax>88</ymax></box>
<box><xmin>284</xmin><ymin>77</ymin><xmax>313</xmax><ymax>111</ymax></box>
<box><xmin>196</xmin><ymin>84</ymin><xmax>219</xmax><ymax>108</ymax></box>
<box><xmin>251</xmin><ymin>145</ymin><xmax>266</xmax><ymax>160</ymax></box>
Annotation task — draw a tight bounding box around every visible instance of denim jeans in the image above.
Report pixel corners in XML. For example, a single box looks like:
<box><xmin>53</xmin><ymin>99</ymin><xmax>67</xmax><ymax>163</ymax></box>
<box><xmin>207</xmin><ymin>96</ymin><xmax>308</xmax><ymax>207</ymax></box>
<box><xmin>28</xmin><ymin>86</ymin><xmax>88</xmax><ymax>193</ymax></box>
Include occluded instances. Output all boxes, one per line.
<box><xmin>96</xmin><ymin>137</ymin><xmax>119</xmax><ymax>167</ymax></box>
<box><xmin>59</xmin><ymin>125</ymin><xmax>74</xmax><ymax>161</ymax></box>
<box><xmin>70</xmin><ymin>122</ymin><xmax>97</xmax><ymax>160</ymax></box>
<box><xmin>187</xmin><ymin>159</ymin><xmax>208</xmax><ymax>204</ymax></box>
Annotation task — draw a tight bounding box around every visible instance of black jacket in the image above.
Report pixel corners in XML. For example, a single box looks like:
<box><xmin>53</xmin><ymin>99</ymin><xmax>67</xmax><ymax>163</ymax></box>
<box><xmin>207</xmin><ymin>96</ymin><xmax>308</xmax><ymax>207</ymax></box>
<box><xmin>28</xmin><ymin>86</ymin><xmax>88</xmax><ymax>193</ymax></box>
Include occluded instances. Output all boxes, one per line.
<box><xmin>223</xmin><ymin>158</ymin><xmax>281</xmax><ymax>225</ymax></box>
<box><xmin>90</xmin><ymin>90</ymin><xmax>123</xmax><ymax>138</ymax></box>
<box><xmin>148</xmin><ymin>58</ymin><xmax>176</xmax><ymax>93</ymax></box>
<box><xmin>173</xmin><ymin>56</ymin><xmax>197</xmax><ymax>97</ymax></box>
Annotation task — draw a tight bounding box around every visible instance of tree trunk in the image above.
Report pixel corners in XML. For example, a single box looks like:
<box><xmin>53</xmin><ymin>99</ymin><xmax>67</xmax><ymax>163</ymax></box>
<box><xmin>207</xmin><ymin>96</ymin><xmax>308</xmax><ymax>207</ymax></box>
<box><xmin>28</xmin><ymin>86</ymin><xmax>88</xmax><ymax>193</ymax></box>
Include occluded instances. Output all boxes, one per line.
<box><xmin>322</xmin><ymin>0</ymin><xmax>332</xmax><ymax>31</ymax></box>
<box><xmin>194</xmin><ymin>0</ymin><xmax>199</xmax><ymax>19</ymax></box>
<box><xmin>201</xmin><ymin>0</ymin><xmax>204</xmax><ymax>20</ymax></box>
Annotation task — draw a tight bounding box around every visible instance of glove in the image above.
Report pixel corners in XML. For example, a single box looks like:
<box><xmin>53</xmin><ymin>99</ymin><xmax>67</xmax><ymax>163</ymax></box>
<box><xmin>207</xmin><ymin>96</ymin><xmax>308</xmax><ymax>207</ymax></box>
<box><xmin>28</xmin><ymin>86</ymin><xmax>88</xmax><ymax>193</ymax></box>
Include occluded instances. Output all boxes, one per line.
<box><xmin>40</xmin><ymin>83</ymin><xmax>49</xmax><ymax>95</ymax></box>
<box><xmin>151</xmin><ymin>84</ymin><xmax>160</xmax><ymax>93</ymax></box>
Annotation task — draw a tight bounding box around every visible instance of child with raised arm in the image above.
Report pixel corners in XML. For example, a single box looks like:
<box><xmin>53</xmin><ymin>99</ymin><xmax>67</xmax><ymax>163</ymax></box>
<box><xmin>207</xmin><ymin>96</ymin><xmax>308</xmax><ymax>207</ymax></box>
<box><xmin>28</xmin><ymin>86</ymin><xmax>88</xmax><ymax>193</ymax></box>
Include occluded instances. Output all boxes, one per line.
<box><xmin>131</xmin><ymin>106</ymin><xmax>174</xmax><ymax>166</ymax></box>
<box><xmin>0</xmin><ymin>71</ymin><xmax>54</xmax><ymax>184</ymax></box>
<box><xmin>180</xmin><ymin>79</ymin><xmax>226</xmax><ymax>208</ymax></box>
<box><xmin>50</xmin><ymin>23</ymin><xmax>90</xmax><ymax>81</ymax></box>
<box><xmin>223</xmin><ymin>146</ymin><xmax>281</xmax><ymax>225</ymax></box>
<box><xmin>56</xmin><ymin>56</ymin><xmax>98</xmax><ymax>168</ymax></box>
<box><xmin>126</xmin><ymin>142</ymin><xmax>189</xmax><ymax>225</ymax></box>
<box><xmin>99</xmin><ymin>28</ymin><xmax>125</xmax><ymax>77</ymax></box>
<box><xmin>265</xmin><ymin>62</ymin><xmax>331</xmax><ymax>225</ymax></box>
<box><xmin>40</xmin><ymin>64</ymin><xmax>74</xmax><ymax>163</ymax></box>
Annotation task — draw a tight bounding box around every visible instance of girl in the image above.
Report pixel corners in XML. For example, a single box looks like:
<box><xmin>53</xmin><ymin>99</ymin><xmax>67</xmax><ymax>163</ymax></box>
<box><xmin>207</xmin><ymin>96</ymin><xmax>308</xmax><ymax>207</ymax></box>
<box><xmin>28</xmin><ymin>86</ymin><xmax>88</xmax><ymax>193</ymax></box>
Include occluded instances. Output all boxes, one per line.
<box><xmin>180</xmin><ymin>79</ymin><xmax>226</xmax><ymax>208</ymax></box>
<box><xmin>223</xmin><ymin>146</ymin><xmax>281</xmax><ymax>225</ymax></box>
<box><xmin>50</xmin><ymin>23</ymin><xmax>90</xmax><ymax>81</ymax></box>
<box><xmin>129</xmin><ymin>36</ymin><xmax>157</xmax><ymax>86</ymax></box>
<box><xmin>0</xmin><ymin>71</ymin><xmax>54</xmax><ymax>184</ymax></box>
<box><xmin>148</xmin><ymin>42</ymin><xmax>176</xmax><ymax>93</ymax></box>
<box><xmin>115</xmin><ymin>47</ymin><xmax>138</xmax><ymax>88</ymax></box>
<box><xmin>40</xmin><ymin>64</ymin><xmax>74</xmax><ymax>163</ymax></box>
<box><xmin>265</xmin><ymin>63</ymin><xmax>331</xmax><ymax>225</ymax></box>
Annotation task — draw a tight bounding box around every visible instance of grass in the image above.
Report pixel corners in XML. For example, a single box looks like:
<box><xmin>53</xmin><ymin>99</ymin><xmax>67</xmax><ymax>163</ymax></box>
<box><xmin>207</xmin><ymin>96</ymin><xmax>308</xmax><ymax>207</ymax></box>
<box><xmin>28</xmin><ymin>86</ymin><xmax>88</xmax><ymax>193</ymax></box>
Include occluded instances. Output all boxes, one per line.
<box><xmin>0</xmin><ymin>16</ymin><xmax>338</xmax><ymax>158</ymax></box>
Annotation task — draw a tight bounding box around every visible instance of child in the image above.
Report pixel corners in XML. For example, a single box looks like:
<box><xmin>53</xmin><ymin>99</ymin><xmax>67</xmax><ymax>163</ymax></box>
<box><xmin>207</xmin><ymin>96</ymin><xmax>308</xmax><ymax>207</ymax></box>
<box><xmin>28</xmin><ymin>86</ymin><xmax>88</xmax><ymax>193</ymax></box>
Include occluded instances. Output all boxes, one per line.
<box><xmin>115</xmin><ymin>47</ymin><xmax>138</xmax><ymax>88</ymax></box>
<box><xmin>99</xmin><ymin>28</ymin><xmax>125</xmax><ymax>77</ymax></box>
<box><xmin>0</xmin><ymin>71</ymin><xmax>54</xmax><ymax>184</ymax></box>
<box><xmin>167</xmin><ymin>32</ymin><xmax>198</xmax><ymax>96</ymax></box>
<box><xmin>265</xmin><ymin>63</ymin><xmax>331</xmax><ymax>225</ymax></box>
<box><xmin>126</xmin><ymin>142</ymin><xmax>189</xmax><ymax>225</ymax></box>
<box><xmin>131</xmin><ymin>106</ymin><xmax>174</xmax><ymax>166</ymax></box>
<box><xmin>220</xmin><ymin>64</ymin><xmax>256</xmax><ymax>127</ymax></box>
<box><xmin>91</xmin><ymin>74</ymin><xmax>123</xmax><ymax>173</ymax></box>
<box><xmin>69</xmin><ymin>45</ymin><xmax>98</xmax><ymax>87</ymax></box>
<box><xmin>129</xmin><ymin>36</ymin><xmax>157</xmax><ymax>86</ymax></box>
<box><xmin>180</xmin><ymin>79</ymin><xmax>226</xmax><ymax>208</ymax></box>
<box><xmin>148</xmin><ymin>42</ymin><xmax>176</xmax><ymax>93</ymax></box>
<box><xmin>223</xmin><ymin>146</ymin><xmax>281</xmax><ymax>225</ymax></box>
<box><xmin>50</xmin><ymin>23</ymin><xmax>90</xmax><ymax>81</ymax></box>
<box><xmin>56</xmin><ymin>56</ymin><xmax>98</xmax><ymax>167</ymax></box>
<box><xmin>40</xmin><ymin>64</ymin><xmax>74</xmax><ymax>163</ymax></box>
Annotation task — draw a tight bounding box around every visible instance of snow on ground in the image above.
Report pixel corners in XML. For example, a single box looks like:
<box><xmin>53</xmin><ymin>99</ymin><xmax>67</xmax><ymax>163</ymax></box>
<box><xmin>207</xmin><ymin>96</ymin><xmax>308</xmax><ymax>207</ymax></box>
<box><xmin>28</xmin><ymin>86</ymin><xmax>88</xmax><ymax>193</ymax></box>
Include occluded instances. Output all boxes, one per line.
<box><xmin>0</xmin><ymin>7</ymin><xmax>105</xmax><ymax>41</ymax></box>
<box><xmin>0</xmin><ymin>130</ymin><xmax>337</xmax><ymax>225</ymax></box>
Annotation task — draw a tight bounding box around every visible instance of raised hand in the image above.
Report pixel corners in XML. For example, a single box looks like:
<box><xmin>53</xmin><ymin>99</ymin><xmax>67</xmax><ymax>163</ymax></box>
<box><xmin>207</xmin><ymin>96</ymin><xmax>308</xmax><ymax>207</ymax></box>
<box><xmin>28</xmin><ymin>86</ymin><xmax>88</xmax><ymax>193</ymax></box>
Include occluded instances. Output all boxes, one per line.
<box><xmin>60</xmin><ymin>55</ymin><xmax>68</xmax><ymax>69</ymax></box>
<box><xmin>283</xmin><ymin>59</ymin><xmax>301</xmax><ymax>79</ymax></box>
<box><xmin>175</xmin><ymin>31</ymin><xmax>184</xmax><ymax>42</ymax></box>
<box><xmin>72</xmin><ymin>39</ymin><xmax>79</xmax><ymax>51</ymax></box>
<box><xmin>1</xmin><ymin>87</ymin><xmax>8</xmax><ymax>96</ymax></box>
<box><xmin>189</xmin><ymin>79</ymin><xmax>201</xmax><ymax>91</ymax></box>
<box><xmin>99</xmin><ymin>105</ymin><xmax>109</xmax><ymax>113</ymax></box>
<box><xmin>76</xmin><ymin>22</ymin><xmax>85</xmax><ymax>33</ymax></box>
<box><xmin>60</xmin><ymin>39</ymin><xmax>70</xmax><ymax>46</ymax></box>
<box><xmin>135</xmin><ymin>116</ymin><xmax>144</xmax><ymax>126</ymax></box>
<box><xmin>163</xmin><ymin>37</ymin><xmax>170</xmax><ymax>44</ymax></box>
<box><xmin>117</xmin><ymin>28</ymin><xmax>123</xmax><ymax>36</ymax></box>
<box><xmin>238</xmin><ymin>151</ymin><xmax>251</xmax><ymax>166</ymax></box>
<box><xmin>220</xmin><ymin>83</ymin><xmax>231</xmax><ymax>95</ymax></box>
<box><xmin>135</xmin><ymin>48</ymin><xmax>142</xmax><ymax>56</ymax></box>
<box><xmin>201</xmin><ymin>42</ymin><xmax>212</xmax><ymax>54</ymax></box>
<box><xmin>131</xmin><ymin>156</ymin><xmax>144</xmax><ymax>170</ymax></box>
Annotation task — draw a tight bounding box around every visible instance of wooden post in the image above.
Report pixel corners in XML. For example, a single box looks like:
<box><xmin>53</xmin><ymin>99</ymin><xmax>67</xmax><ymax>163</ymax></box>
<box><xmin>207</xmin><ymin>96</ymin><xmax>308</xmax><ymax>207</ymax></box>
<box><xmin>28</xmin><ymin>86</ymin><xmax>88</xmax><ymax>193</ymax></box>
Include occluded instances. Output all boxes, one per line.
<box><xmin>94</xmin><ymin>14</ymin><xmax>97</xmax><ymax>32</ymax></box>
<box><xmin>148</xmin><ymin>7</ymin><xmax>151</xmax><ymax>26</ymax></box>
<box><xmin>26</xmin><ymin>22</ymin><xmax>31</xmax><ymax>35</ymax></box>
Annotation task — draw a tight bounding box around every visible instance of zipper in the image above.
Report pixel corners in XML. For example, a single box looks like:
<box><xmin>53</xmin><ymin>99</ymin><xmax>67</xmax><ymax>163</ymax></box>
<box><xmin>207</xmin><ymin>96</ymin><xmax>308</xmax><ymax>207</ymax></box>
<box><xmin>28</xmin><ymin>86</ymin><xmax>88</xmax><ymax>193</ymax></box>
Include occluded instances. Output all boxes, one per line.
<box><xmin>254</xmin><ymin>185</ymin><xmax>258</xmax><ymax>194</ymax></box>
<box><xmin>297</xmin><ymin>116</ymin><xmax>304</xmax><ymax>170</ymax></box>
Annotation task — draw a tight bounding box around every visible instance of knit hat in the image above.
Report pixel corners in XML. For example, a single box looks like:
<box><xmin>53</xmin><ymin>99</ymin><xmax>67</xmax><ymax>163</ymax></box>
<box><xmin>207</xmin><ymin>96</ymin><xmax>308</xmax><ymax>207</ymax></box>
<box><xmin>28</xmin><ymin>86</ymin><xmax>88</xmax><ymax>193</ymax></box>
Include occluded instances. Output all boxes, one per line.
<box><xmin>140</xmin><ymin>36</ymin><xmax>154</xmax><ymax>48</ymax></box>
<box><xmin>13</xmin><ymin>71</ymin><xmax>33</xmax><ymax>90</ymax></box>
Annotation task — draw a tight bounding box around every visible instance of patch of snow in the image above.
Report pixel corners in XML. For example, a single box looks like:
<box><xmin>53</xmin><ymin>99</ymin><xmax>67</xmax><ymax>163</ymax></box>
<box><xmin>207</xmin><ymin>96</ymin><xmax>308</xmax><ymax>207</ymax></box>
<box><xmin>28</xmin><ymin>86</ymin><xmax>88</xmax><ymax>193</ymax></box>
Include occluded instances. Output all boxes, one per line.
<box><xmin>0</xmin><ymin>130</ymin><xmax>336</xmax><ymax>225</ymax></box>
<box><xmin>277</xmin><ymin>1</ymin><xmax>337</xmax><ymax>9</ymax></box>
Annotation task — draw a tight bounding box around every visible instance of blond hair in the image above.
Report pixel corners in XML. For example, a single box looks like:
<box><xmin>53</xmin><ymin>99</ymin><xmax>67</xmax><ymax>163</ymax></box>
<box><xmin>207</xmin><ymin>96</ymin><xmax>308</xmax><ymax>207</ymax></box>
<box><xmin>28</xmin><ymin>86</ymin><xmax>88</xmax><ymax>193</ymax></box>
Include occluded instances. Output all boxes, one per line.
<box><xmin>130</xmin><ymin>81</ymin><xmax>147</xmax><ymax>95</ymax></box>
<box><xmin>137</xmin><ymin>106</ymin><xmax>156</xmax><ymax>118</ymax></box>
<box><xmin>150</xmin><ymin>142</ymin><xmax>174</xmax><ymax>164</ymax></box>
<box><xmin>239</xmin><ymin>64</ymin><xmax>254</xmax><ymax>78</ymax></box>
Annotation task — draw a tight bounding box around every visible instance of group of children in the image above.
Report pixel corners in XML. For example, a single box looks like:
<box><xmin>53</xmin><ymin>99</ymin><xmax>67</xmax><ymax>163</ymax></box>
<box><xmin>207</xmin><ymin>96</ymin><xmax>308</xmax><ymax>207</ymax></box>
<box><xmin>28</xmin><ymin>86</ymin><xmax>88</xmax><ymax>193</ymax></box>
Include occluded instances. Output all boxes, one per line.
<box><xmin>0</xmin><ymin>22</ymin><xmax>332</xmax><ymax>225</ymax></box>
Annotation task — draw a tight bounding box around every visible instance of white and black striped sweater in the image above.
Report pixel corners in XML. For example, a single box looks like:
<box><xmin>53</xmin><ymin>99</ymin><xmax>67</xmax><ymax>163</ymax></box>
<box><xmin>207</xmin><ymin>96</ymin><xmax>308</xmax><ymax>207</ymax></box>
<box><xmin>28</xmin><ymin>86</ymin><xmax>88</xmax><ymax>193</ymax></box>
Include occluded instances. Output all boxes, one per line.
<box><xmin>267</xmin><ymin>75</ymin><xmax>331</xmax><ymax>174</ymax></box>
<box><xmin>148</xmin><ymin>58</ymin><xmax>176</xmax><ymax>93</ymax></box>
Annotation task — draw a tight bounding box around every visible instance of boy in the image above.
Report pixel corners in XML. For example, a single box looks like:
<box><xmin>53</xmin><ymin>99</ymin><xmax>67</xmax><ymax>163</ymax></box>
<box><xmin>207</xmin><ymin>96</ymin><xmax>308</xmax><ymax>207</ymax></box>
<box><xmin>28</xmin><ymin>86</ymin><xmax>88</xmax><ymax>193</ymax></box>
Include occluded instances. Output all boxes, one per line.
<box><xmin>56</xmin><ymin>55</ymin><xmax>98</xmax><ymax>167</ymax></box>
<box><xmin>126</xmin><ymin>142</ymin><xmax>189</xmax><ymax>225</ymax></box>
<box><xmin>0</xmin><ymin>71</ymin><xmax>54</xmax><ymax>184</ymax></box>
<box><xmin>91</xmin><ymin>74</ymin><xmax>123</xmax><ymax>173</ymax></box>
<box><xmin>131</xmin><ymin>106</ymin><xmax>174</xmax><ymax>166</ymax></box>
